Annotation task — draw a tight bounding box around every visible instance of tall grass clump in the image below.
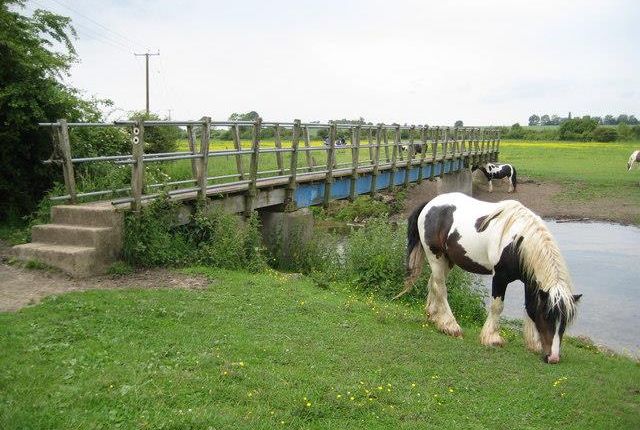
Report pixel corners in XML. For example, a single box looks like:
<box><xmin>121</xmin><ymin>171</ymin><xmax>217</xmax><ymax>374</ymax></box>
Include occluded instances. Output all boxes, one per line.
<box><xmin>123</xmin><ymin>197</ymin><xmax>267</xmax><ymax>271</ymax></box>
<box><xmin>341</xmin><ymin>218</ymin><xmax>487</xmax><ymax>325</ymax></box>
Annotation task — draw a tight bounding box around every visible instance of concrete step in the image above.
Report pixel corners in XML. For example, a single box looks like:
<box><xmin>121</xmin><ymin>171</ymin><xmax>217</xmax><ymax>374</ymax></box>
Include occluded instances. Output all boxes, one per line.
<box><xmin>11</xmin><ymin>243</ymin><xmax>103</xmax><ymax>277</ymax></box>
<box><xmin>52</xmin><ymin>204</ymin><xmax>123</xmax><ymax>227</ymax></box>
<box><xmin>31</xmin><ymin>224</ymin><xmax>115</xmax><ymax>249</ymax></box>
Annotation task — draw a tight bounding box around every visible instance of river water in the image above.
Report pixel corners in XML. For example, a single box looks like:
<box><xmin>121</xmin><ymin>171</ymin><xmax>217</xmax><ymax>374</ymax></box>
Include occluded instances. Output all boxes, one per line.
<box><xmin>477</xmin><ymin>220</ymin><xmax>640</xmax><ymax>357</ymax></box>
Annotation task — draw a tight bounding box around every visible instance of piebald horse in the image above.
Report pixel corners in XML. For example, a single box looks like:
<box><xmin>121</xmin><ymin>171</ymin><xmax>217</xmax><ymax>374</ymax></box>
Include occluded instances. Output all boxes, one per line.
<box><xmin>628</xmin><ymin>150</ymin><xmax>640</xmax><ymax>171</ymax></box>
<box><xmin>473</xmin><ymin>163</ymin><xmax>517</xmax><ymax>193</ymax></box>
<box><xmin>396</xmin><ymin>193</ymin><xmax>581</xmax><ymax>364</ymax></box>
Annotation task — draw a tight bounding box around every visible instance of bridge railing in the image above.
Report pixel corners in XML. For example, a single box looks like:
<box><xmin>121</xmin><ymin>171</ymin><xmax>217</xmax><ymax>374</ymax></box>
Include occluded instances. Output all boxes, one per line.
<box><xmin>39</xmin><ymin>119</ymin><xmax>500</xmax><ymax>212</ymax></box>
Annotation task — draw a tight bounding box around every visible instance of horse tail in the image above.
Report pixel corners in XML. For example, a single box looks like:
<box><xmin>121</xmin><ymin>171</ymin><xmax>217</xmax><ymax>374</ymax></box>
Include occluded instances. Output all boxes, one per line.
<box><xmin>511</xmin><ymin>165</ymin><xmax>517</xmax><ymax>191</ymax></box>
<box><xmin>394</xmin><ymin>202</ymin><xmax>428</xmax><ymax>299</ymax></box>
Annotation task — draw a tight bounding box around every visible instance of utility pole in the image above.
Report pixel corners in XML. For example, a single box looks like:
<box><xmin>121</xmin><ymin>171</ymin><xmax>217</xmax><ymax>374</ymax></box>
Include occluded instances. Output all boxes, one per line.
<box><xmin>134</xmin><ymin>51</ymin><xmax>160</xmax><ymax>114</ymax></box>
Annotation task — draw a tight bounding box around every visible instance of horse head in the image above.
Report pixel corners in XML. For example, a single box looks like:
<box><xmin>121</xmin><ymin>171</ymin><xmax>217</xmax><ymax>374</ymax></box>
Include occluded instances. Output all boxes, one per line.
<box><xmin>528</xmin><ymin>289</ymin><xmax>582</xmax><ymax>364</ymax></box>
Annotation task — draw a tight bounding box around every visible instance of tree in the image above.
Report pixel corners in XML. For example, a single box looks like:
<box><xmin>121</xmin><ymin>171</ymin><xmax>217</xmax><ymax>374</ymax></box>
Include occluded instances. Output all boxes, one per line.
<box><xmin>509</xmin><ymin>123</ymin><xmax>524</xmax><ymax>139</ymax></box>
<box><xmin>0</xmin><ymin>1</ymin><xmax>93</xmax><ymax>221</ymax></box>
<box><xmin>540</xmin><ymin>115</ymin><xmax>551</xmax><ymax>126</ymax></box>
<box><xmin>549</xmin><ymin>115</ymin><xmax>561</xmax><ymax>126</ymax></box>
<box><xmin>603</xmin><ymin>115</ymin><xmax>616</xmax><ymax>125</ymax></box>
<box><xmin>558</xmin><ymin>117</ymin><xmax>598</xmax><ymax>141</ymax></box>
<box><xmin>528</xmin><ymin>115</ymin><xmax>540</xmax><ymax>126</ymax></box>
<box><xmin>454</xmin><ymin>120</ymin><xmax>463</xmax><ymax>127</ymax></box>
<box><xmin>228</xmin><ymin>111</ymin><xmax>260</xmax><ymax>121</ymax></box>
<box><xmin>617</xmin><ymin>122</ymin><xmax>633</xmax><ymax>141</ymax></box>
<box><xmin>591</xmin><ymin>127</ymin><xmax>618</xmax><ymax>142</ymax></box>
<box><xmin>629</xmin><ymin>115</ymin><xmax>639</xmax><ymax>125</ymax></box>
<box><xmin>617</xmin><ymin>114</ymin><xmax>629</xmax><ymax>125</ymax></box>
<box><xmin>129</xmin><ymin>111</ymin><xmax>181</xmax><ymax>153</ymax></box>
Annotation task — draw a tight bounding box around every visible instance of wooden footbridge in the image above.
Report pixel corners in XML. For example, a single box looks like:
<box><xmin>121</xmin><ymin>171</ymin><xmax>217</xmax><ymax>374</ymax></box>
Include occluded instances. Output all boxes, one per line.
<box><xmin>12</xmin><ymin>118</ymin><xmax>499</xmax><ymax>276</ymax></box>
<box><xmin>40</xmin><ymin>118</ymin><xmax>500</xmax><ymax>214</ymax></box>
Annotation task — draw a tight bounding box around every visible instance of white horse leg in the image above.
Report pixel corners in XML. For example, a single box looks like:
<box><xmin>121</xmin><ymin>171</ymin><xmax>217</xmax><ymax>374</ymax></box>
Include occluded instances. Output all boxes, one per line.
<box><xmin>523</xmin><ymin>311</ymin><xmax>542</xmax><ymax>352</ymax></box>
<box><xmin>488</xmin><ymin>180</ymin><xmax>493</xmax><ymax>193</ymax></box>
<box><xmin>480</xmin><ymin>297</ymin><xmax>505</xmax><ymax>346</ymax></box>
<box><xmin>507</xmin><ymin>175</ymin><xmax>514</xmax><ymax>193</ymax></box>
<box><xmin>426</xmin><ymin>256</ymin><xmax>462</xmax><ymax>337</ymax></box>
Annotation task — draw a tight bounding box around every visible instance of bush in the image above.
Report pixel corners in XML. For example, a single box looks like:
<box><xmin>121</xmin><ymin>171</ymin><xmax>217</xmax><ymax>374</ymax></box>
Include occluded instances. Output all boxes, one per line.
<box><xmin>129</xmin><ymin>112</ymin><xmax>181</xmax><ymax>154</ymax></box>
<box><xmin>333</xmin><ymin>196</ymin><xmax>389</xmax><ymax>221</ymax></box>
<box><xmin>559</xmin><ymin>117</ymin><xmax>598</xmax><ymax>141</ymax></box>
<box><xmin>617</xmin><ymin>123</ymin><xmax>633</xmax><ymax>141</ymax></box>
<box><xmin>122</xmin><ymin>197</ymin><xmax>267</xmax><ymax>271</ymax></box>
<box><xmin>591</xmin><ymin>127</ymin><xmax>618</xmax><ymax>142</ymax></box>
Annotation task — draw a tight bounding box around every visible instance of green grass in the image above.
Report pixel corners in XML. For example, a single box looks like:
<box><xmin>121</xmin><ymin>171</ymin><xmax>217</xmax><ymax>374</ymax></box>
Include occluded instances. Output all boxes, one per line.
<box><xmin>500</xmin><ymin>140</ymin><xmax>640</xmax><ymax>204</ymax></box>
<box><xmin>1</xmin><ymin>268</ymin><xmax>638</xmax><ymax>429</ymax></box>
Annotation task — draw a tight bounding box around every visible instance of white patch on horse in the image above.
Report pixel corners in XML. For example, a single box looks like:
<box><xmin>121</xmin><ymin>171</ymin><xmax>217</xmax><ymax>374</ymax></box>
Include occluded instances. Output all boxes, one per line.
<box><xmin>549</xmin><ymin>322</ymin><xmax>561</xmax><ymax>363</ymax></box>
<box><xmin>628</xmin><ymin>150</ymin><xmax>640</xmax><ymax>171</ymax></box>
<box><xmin>523</xmin><ymin>312</ymin><xmax>542</xmax><ymax>352</ymax></box>
<box><xmin>480</xmin><ymin>297</ymin><xmax>505</xmax><ymax>346</ymax></box>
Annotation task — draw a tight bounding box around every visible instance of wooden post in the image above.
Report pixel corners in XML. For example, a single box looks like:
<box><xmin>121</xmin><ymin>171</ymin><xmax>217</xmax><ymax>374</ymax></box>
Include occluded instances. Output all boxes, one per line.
<box><xmin>56</xmin><ymin>119</ymin><xmax>77</xmax><ymax>204</ymax></box>
<box><xmin>430</xmin><ymin>127</ymin><xmax>438</xmax><ymax>180</ymax></box>
<box><xmin>303</xmin><ymin>125</ymin><xmax>313</xmax><ymax>171</ymax></box>
<box><xmin>389</xmin><ymin>125</ymin><xmax>399</xmax><ymax>190</ymax></box>
<box><xmin>349</xmin><ymin>125</ymin><xmax>360</xmax><ymax>201</ymax></box>
<box><xmin>273</xmin><ymin>124</ymin><xmax>284</xmax><ymax>175</ymax></box>
<box><xmin>197</xmin><ymin>116</ymin><xmax>211</xmax><ymax>201</ymax></box>
<box><xmin>495</xmin><ymin>129</ymin><xmax>501</xmax><ymax>162</ymax></box>
<box><xmin>186</xmin><ymin>125</ymin><xmax>200</xmax><ymax>181</ymax></box>
<box><xmin>404</xmin><ymin>125</ymin><xmax>415</xmax><ymax>187</ymax></box>
<box><xmin>370</xmin><ymin>124</ymin><xmax>382</xmax><ymax>195</ymax></box>
<box><xmin>367</xmin><ymin>126</ymin><xmax>374</xmax><ymax>164</ymax></box>
<box><xmin>417</xmin><ymin>125</ymin><xmax>428</xmax><ymax>183</ymax></box>
<box><xmin>383</xmin><ymin>127</ymin><xmax>390</xmax><ymax>162</ymax></box>
<box><xmin>285</xmin><ymin>119</ymin><xmax>301</xmax><ymax>210</ymax></box>
<box><xmin>131</xmin><ymin>120</ymin><xmax>144</xmax><ymax>211</ymax></box>
<box><xmin>440</xmin><ymin>127</ymin><xmax>448</xmax><ymax>178</ymax></box>
<box><xmin>323</xmin><ymin>123</ymin><xmax>337</xmax><ymax>207</ymax></box>
<box><xmin>480</xmin><ymin>128</ymin><xmax>486</xmax><ymax>164</ymax></box>
<box><xmin>245</xmin><ymin>117</ymin><xmax>261</xmax><ymax>217</ymax></box>
<box><xmin>231</xmin><ymin>124</ymin><xmax>245</xmax><ymax>180</ymax></box>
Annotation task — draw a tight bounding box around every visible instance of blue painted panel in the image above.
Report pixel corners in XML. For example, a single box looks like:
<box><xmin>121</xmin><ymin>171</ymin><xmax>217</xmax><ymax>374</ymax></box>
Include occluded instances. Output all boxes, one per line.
<box><xmin>293</xmin><ymin>159</ymin><xmax>468</xmax><ymax>208</ymax></box>
<box><xmin>330</xmin><ymin>177</ymin><xmax>351</xmax><ymax>200</ymax></box>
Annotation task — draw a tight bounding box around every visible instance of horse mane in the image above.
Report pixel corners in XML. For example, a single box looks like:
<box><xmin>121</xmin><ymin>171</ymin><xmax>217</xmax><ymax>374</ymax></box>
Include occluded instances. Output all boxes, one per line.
<box><xmin>479</xmin><ymin>200</ymin><xmax>576</xmax><ymax>322</ymax></box>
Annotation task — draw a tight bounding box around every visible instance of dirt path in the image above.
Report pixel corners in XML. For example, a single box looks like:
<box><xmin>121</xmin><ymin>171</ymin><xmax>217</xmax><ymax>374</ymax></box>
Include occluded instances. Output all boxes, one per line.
<box><xmin>0</xmin><ymin>250</ymin><xmax>209</xmax><ymax>312</ymax></box>
<box><xmin>402</xmin><ymin>175</ymin><xmax>640</xmax><ymax>225</ymax></box>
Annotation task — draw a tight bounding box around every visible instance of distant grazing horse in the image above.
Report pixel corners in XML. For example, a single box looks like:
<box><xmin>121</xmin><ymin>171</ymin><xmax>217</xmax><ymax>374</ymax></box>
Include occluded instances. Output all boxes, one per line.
<box><xmin>400</xmin><ymin>143</ymin><xmax>426</xmax><ymax>154</ymax></box>
<box><xmin>395</xmin><ymin>193</ymin><xmax>581</xmax><ymax>364</ymax></box>
<box><xmin>628</xmin><ymin>150</ymin><xmax>640</xmax><ymax>171</ymax></box>
<box><xmin>473</xmin><ymin>163</ymin><xmax>517</xmax><ymax>193</ymax></box>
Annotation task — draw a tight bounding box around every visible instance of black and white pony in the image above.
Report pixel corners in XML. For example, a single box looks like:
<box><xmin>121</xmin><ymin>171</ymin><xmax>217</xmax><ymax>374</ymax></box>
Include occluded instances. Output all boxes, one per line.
<box><xmin>473</xmin><ymin>163</ymin><xmax>517</xmax><ymax>193</ymax></box>
<box><xmin>396</xmin><ymin>193</ymin><xmax>581</xmax><ymax>364</ymax></box>
<box><xmin>628</xmin><ymin>150</ymin><xmax>640</xmax><ymax>171</ymax></box>
<box><xmin>400</xmin><ymin>143</ymin><xmax>426</xmax><ymax>154</ymax></box>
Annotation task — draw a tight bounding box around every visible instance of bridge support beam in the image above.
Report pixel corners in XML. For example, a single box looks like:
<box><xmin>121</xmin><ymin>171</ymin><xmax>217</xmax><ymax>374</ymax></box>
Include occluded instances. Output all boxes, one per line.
<box><xmin>258</xmin><ymin>207</ymin><xmax>314</xmax><ymax>263</ymax></box>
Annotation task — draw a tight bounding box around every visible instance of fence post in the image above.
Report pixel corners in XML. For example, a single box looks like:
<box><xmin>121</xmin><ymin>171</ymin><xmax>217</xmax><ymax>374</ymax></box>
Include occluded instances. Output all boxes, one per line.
<box><xmin>389</xmin><ymin>125</ymin><xmax>399</xmax><ymax>190</ymax></box>
<box><xmin>480</xmin><ymin>128</ymin><xmax>486</xmax><ymax>164</ymax></box>
<box><xmin>323</xmin><ymin>122</ymin><xmax>337</xmax><ymax>207</ymax></box>
<box><xmin>495</xmin><ymin>129</ymin><xmax>501</xmax><ymax>162</ymax></box>
<box><xmin>367</xmin><ymin>126</ymin><xmax>374</xmax><ymax>164</ymax></box>
<box><xmin>56</xmin><ymin>119</ymin><xmax>77</xmax><ymax>204</ymax></box>
<box><xmin>417</xmin><ymin>125</ymin><xmax>428</xmax><ymax>183</ymax></box>
<box><xmin>131</xmin><ymin>120</ymin><xmax>144</xmax><ymax>212</ymax></box>
<box><xmin>231</xmin><ymin>124</ymin><xmax>245</xmax><ymax>180</ymax></box>
<box><xmin>303</xmin><ymin>125</ymin><xmax>313</xmax><ymax>171</ymax></box>
<box><xmin>285</xmin><ymin>119</ymin><xmax>301</xmax><ymax>211</ymax></box>
<box><xmin>186</xmin><ymin>125</ymin><xmax>200</xmax><ymax>181</ymax></box>
<box><xmin>370</xmin><ymin>124</ymin><xmax>382</xmax><ymax>195</ymax></box>
<box><xmin>430</xmin><ymin>127</ymin><xmax>438</xmax><ymax>180</ymax></box>
<box><xmin>273</xmin><ymin>123</ymin><xmax>284</xmax><ymax>175</ymax></box>
<box><xmin>245</xmin><ymin>117</ymin><xmax>261</xmax><ymax>217</ymax></box>
<box><xmin>404</xmin><ymin>125</ymin><xmax>415</xmax><ymax>187</ymax></box>
<box><xmin>440</xmin><ymin>127</ymin><xmax>449</xmax><ymax>178</ymax></box>
<box><xmin>197</xmin><ymin>117</ymin><xmax>211</xmax><ymax>201</ymax></box>
<box><xmin>383</xmin><ymin>126</ymin><xmax>390</xmax><ymax>162</ymax></box>
<box><xmin>349</xmin><ymin>125</ymin><xmax>360</xmax><ymax>201</ymax></box>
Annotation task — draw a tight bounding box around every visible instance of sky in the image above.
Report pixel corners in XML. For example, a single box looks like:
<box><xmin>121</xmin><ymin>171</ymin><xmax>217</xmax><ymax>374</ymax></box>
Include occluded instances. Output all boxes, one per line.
<box><xmin>20</xmin><ymin>0</ymin><xmax>640</xmax><ymax>125</ymax></box>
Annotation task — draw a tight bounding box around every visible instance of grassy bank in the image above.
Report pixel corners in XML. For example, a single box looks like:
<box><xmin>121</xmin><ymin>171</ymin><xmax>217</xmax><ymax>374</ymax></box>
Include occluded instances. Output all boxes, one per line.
<box><xmin>1</xmin><ymin>267</ymin><xmax>638</xmax><ymax>429</ymax></box>
<box><xmin>499</xmin><ymin>140</ymin><xmax>640</xmax><ymax>205</ymax></box>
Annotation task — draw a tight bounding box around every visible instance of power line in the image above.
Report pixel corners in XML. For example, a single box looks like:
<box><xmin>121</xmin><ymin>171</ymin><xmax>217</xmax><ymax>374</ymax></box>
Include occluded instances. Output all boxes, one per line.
<box><xmin>44</xmin><ymin>0</ymin><xmax>147</xmax><ymax>51</ymax></box>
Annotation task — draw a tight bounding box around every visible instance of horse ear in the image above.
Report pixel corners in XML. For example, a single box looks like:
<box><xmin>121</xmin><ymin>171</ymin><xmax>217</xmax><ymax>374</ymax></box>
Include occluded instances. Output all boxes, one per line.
<box><xmin>573</xmin><ymin>294</ymin><xmax>583</xmax><ymax>303</ymax></box>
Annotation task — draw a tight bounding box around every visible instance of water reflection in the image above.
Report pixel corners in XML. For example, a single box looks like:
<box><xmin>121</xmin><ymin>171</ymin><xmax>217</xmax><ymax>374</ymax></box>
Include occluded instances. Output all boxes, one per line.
<box><xmin>478</xmin><ymin>220</ymin><xmax>640</xmax><ymax>357</ymax></box>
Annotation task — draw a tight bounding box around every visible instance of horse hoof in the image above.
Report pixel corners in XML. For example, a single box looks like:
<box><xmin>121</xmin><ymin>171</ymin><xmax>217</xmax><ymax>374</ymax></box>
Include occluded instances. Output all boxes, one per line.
<box><xmin>480</xmin><ymin>333</ymin><xmax>505</xmax><ymax>347</ymax></box>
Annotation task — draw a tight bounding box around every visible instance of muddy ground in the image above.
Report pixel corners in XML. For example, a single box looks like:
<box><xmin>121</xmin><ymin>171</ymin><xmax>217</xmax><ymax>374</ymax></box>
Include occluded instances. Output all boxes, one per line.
<box><xmin>402</xmin><ymin>174</ymin><xmax>640</xmax><ymax>225</ymax></box>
